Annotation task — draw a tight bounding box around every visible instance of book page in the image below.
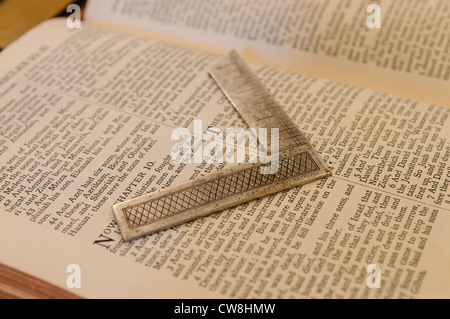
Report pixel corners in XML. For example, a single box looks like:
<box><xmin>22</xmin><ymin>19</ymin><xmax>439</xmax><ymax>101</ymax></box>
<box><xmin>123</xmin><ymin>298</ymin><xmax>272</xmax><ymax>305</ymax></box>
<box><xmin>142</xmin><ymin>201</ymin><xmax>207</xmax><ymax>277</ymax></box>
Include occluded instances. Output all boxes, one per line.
<box><xmin>85</xmin><ymin>0</ymin><xmax>450</xmax><ymax>108</ymax></box>
<box><xmin>0</xmin><ymin>19</ymin><xmax>449</xmax><ymax>298</ymax></box>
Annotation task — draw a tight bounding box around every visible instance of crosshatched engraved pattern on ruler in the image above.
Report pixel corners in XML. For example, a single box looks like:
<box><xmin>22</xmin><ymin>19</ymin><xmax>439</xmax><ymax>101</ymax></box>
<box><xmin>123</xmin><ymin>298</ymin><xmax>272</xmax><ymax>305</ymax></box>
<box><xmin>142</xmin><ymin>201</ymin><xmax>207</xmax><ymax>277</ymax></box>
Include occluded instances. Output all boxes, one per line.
<box><xmin>123</xmin><ymin>152</ymin><xmax>319</xmax><ymax>229</ymax></box>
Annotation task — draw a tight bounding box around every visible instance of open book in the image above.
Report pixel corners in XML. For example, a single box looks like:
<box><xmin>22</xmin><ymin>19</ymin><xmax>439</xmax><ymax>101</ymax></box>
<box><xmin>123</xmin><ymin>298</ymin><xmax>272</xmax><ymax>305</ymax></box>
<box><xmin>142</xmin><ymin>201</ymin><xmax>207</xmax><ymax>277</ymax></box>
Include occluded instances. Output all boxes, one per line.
<box><xmin>0</xmin><ymin>0</ymin><xmax>449</xmax><ymax>298</ymax></box>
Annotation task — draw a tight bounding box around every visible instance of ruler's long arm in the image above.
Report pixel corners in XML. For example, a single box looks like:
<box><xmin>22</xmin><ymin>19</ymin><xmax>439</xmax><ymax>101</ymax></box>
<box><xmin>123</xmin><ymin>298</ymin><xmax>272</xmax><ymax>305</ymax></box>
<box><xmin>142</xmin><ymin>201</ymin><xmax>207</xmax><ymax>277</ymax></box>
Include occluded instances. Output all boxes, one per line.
<box><xmin>113</xmin><ymin>148</ymin><xmax>328</xmax><ymax>241</ymax></box>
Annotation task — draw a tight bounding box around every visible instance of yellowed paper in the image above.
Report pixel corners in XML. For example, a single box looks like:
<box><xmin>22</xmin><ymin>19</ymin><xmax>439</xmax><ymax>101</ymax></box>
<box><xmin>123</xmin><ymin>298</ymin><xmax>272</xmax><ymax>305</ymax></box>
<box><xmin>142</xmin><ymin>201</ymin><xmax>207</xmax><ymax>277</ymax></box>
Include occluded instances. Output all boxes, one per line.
<box><xmin>85</xmin><ymin>0</ymin><xmax>450</xmax><ymax>109</ymax></box>
<box><xmin>0</xmin><ymin>19</ymin><xmax>449</xmax><ymax>298</ymax></box>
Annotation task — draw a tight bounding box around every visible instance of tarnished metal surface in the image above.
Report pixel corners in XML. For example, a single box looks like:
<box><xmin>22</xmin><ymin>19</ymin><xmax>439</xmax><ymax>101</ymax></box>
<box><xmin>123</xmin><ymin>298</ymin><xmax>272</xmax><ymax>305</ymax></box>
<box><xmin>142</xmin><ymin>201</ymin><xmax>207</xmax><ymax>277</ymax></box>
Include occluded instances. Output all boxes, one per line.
<box><xmin>113</xmin><ymin>51</ymin><xmax>331</xmax><ymax>241</ymax></box>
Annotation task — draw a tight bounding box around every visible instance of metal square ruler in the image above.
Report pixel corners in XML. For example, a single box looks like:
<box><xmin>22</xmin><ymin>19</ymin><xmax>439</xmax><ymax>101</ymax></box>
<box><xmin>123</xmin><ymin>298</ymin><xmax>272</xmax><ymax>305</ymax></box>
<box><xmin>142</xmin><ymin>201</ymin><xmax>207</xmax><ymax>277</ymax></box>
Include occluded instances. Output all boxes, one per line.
<box><xmin>113</xmin><ymin>51</ymin><xmax>331</xmax><ymax>241</ymax></box>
